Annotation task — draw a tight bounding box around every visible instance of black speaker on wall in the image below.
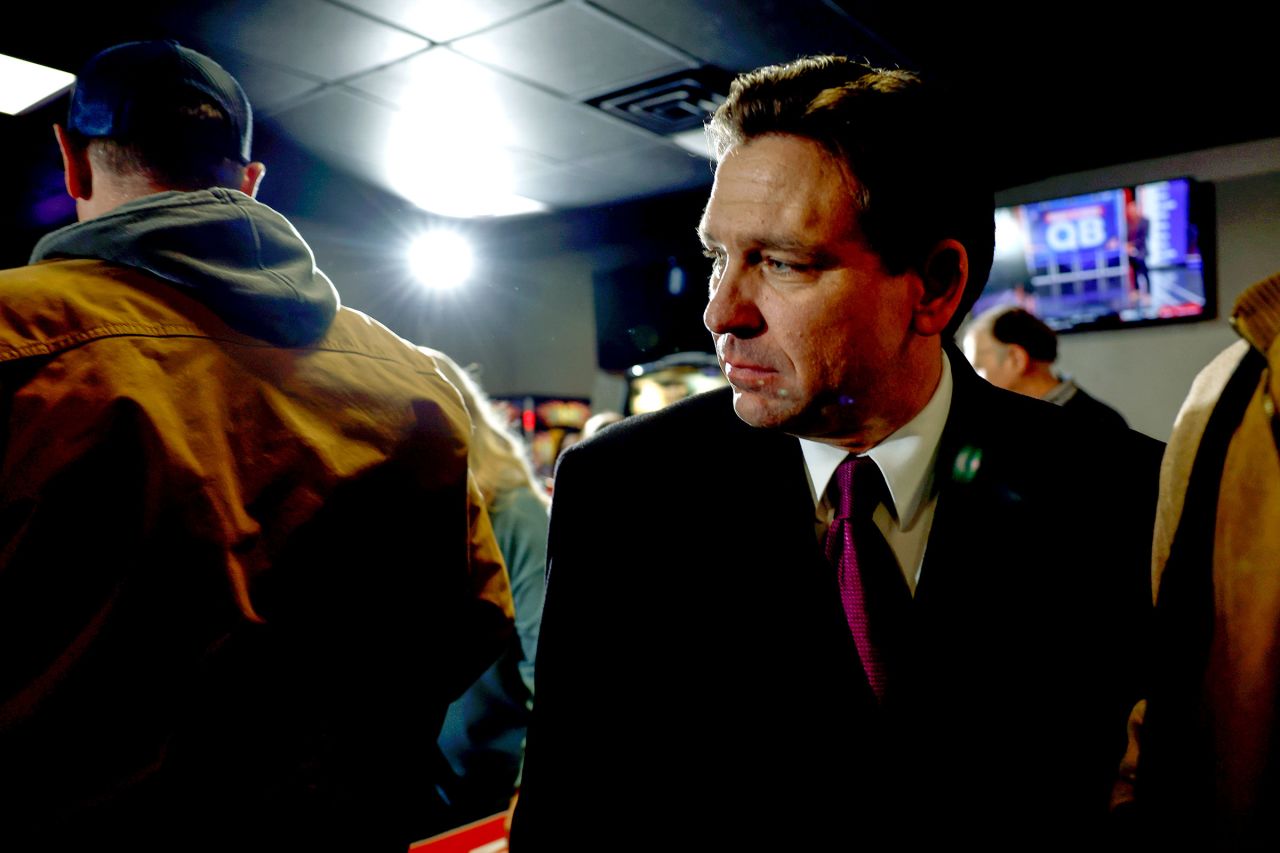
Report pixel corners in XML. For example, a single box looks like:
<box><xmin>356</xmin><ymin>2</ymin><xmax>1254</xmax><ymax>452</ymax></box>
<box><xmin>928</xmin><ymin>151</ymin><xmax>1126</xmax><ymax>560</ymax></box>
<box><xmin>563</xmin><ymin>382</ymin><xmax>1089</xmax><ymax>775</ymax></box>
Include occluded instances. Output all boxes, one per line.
<box><xmin>593</xmin><ymin>254</ymin><xmax>715</xmax><ymax>372</ymax></box>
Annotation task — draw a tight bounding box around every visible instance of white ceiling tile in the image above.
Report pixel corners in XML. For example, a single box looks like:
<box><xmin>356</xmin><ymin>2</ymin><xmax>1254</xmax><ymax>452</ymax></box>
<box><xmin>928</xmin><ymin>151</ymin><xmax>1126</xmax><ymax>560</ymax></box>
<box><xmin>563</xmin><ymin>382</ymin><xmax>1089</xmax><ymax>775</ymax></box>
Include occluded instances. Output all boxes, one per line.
<box><xmin>211</xmin><ymin>48</ymin><xmax>325</xmax><ymax>113</ymax></box>
<box><xmin>272</xmin><ymin>88</ymin><xmax>399</xmax><ymax>161</ymax></box>
<box><xmin>452</xmin><ymin>2</ymin><xmax>693</xmax><ymax>98</ymax></box>
<box><xmin>517</xmin><ymin>142</ymin><xmax>713</xmax><ymax>207</ymax></box>
<box><xmin>347</xmin><ymin>48</ymin><xmax>657</xmax><ymax>161</ymax></box>
<box><xmin>186</xmin><ymin>0</ymin><xmax>429</xmax><ymax>82</ymax></box>
<box><xmin>274</xmin><ymin>88</ymin><xmax>559</xmax><ymax>217</ymax></box>
<box><xmin>340</xmin><ymin>0</ymin><xmax>553</xmax><ymax>42</ymax></box>
<box><xmin>576</xmin><ymin>142</ymin><xmax>714</xmax><ymax>198</ymax></box>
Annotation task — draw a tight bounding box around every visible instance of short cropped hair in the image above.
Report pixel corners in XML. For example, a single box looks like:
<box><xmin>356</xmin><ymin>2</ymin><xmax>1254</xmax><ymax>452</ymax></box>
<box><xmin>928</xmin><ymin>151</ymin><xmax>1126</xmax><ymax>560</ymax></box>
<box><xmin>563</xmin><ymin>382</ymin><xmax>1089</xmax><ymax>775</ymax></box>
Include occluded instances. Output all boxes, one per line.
<box><xmin>70</xmin><ymin>94</ymin><xmax>246</xmax><ymax>192</ymax></box>
<box><xmin>707</xmin><ymin>55</ymin><xmax>994</xmax><ymax>337</ymax></box>
<box><xmin>980</xmin><ymin>306</ymin><xmax>1058</xmax><ymax>363</ymax></box>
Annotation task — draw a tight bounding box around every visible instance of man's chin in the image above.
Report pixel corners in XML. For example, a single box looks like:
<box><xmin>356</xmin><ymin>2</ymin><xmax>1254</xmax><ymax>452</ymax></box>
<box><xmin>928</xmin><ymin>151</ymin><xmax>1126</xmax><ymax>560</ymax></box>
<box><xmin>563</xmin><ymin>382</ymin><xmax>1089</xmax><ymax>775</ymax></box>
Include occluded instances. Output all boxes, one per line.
<box><xmin>730</xmin><ymin>389</ymin><xmax>853</xmax><ymax>440</ymax></box>
<box><xmin>729</xmin><ymin>389</ymin><xmax>796</xmax><ymax>431</ymax></box>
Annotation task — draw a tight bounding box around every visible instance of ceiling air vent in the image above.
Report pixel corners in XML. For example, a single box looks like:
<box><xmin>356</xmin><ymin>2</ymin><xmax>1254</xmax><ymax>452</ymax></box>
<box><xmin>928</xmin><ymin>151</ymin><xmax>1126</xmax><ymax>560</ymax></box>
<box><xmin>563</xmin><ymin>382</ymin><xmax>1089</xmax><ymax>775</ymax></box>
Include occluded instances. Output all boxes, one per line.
<box><xmin>588</xmin><ymin>67</ymin><xmax>733</xmax><ymax>135</ymax></box>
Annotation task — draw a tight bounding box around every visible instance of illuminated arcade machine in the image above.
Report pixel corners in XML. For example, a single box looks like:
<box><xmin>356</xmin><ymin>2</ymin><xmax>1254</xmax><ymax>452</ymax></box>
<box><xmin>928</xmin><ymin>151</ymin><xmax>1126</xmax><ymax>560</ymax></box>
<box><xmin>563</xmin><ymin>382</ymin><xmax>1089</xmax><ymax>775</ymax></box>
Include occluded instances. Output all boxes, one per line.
<box><xmin>626</xmin><ymin>351</ymin><xmax>727</xmax><ymax>416</ymax></box>
<box><xmin>489</xmin><ymin>395</ymin><xmax>590</xmax><ymax>488</ymax></box>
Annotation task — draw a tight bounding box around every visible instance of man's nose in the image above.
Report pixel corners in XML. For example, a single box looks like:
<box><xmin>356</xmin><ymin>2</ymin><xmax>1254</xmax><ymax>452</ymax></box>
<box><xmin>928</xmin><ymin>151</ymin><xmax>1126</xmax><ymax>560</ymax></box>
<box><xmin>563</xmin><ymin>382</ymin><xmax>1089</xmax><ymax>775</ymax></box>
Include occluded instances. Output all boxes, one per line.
<box><xmin>703</xmin><ymin>264</ymin><xmax>764</xmax><ymax>338</ymax></box>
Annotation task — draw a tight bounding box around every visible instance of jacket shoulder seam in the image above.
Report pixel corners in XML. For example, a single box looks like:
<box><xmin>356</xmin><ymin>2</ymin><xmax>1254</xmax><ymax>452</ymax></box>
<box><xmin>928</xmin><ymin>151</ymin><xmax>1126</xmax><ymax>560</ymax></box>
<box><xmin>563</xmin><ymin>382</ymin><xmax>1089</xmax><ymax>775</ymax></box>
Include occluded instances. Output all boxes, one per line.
<box><xmin>0</xmin><ymin>321</ymin><xmax>207</xmax><ymax>362</ymax></box>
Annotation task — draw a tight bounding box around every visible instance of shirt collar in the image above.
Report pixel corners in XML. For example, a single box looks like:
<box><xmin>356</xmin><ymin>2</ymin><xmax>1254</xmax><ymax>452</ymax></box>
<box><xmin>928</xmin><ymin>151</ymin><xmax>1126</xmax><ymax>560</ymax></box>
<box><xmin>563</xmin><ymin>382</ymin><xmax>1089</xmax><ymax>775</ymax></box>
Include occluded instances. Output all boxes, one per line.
<box><xmin>798</xmin><ymin>356</ymin><xmax>954</xmax><ymax>528</ymax></box>
<box><xmin>1041</xmin><ymin>376</ymin><xmax>1078</xmax><ymax>406</ymax></box>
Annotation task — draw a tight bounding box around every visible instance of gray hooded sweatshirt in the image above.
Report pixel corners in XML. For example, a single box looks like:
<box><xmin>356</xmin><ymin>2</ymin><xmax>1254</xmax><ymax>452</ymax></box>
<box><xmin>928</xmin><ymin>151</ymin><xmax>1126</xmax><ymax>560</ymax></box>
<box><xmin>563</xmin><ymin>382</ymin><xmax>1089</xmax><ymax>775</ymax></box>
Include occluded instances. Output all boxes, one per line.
<box><xmin>30</xmin><ymin>188</ymin><xmax>339</xmax><ymax>347</ymax></box>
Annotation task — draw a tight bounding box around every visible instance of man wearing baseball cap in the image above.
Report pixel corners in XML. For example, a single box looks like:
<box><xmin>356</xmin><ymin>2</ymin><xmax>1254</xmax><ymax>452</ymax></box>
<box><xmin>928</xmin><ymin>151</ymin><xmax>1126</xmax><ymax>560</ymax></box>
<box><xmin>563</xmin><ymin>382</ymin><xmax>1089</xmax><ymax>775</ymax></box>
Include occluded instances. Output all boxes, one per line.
<box><xmin>0</xmin><ymin>40</ymin><xmax>512</xmax><ymax>851</ymax></box>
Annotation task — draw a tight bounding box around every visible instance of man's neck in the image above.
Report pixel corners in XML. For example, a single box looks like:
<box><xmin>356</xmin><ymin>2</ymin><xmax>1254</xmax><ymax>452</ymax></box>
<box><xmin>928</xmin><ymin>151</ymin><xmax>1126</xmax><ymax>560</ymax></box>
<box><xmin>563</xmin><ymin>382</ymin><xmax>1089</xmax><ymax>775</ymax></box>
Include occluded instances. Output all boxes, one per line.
<box><xmin>76</xmin><ymin>178</ymin><xmax>168</xmax><ymax>222</ymax></box>
<box><xmin>1018</xmin><ymin>367</ymin><xmax>1062</xmax><ymax>400</ymax></box>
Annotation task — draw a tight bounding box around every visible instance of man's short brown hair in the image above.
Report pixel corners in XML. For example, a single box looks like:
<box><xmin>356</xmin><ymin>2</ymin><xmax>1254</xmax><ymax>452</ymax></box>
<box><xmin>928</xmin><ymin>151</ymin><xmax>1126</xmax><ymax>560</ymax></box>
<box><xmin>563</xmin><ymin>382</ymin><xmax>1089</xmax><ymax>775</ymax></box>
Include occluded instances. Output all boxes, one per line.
<box><xmin>69</xmin><ymin>94</ymin><xmax>247</xmax><ymax>192</ymax></box>
<box><xmin>707</xmin><ymin>55</ymin><xmax>994</xmax><ymax>337</ymax></box>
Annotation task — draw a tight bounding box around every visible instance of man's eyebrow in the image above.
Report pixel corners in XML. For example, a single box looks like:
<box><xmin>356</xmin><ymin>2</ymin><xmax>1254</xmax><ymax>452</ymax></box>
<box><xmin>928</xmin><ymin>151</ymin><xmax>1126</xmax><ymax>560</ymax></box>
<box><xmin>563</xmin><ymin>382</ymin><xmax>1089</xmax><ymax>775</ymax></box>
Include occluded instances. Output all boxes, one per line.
<box><xmin>752</xmin><ymin>237</ymin><xmax>821</xmax><ymax>253</ymax></box>
<box><xmin>699</xmin><ymin>231</ymin><xmax>825</xmax><ymax>254</ymax></box>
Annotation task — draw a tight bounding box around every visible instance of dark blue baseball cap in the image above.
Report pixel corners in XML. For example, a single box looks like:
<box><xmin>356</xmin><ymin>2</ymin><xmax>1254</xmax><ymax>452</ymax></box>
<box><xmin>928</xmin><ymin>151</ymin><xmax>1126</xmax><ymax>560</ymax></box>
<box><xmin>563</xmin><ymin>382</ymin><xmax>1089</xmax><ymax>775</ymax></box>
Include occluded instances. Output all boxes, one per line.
<box><xmin>67</xmin><ymin>40</ymin><xmax>253</xmax><ymax>164</ymax></box>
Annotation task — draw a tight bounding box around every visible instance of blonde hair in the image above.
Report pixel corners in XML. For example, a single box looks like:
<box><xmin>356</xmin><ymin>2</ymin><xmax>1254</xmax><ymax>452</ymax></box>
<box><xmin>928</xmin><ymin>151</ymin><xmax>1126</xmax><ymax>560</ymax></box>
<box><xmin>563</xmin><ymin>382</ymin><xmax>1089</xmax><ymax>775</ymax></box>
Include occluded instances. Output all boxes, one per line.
<box><xmin>423</xmin><ymin>348</ymin><xmax>549</xmax><ymax>511</ymax></box>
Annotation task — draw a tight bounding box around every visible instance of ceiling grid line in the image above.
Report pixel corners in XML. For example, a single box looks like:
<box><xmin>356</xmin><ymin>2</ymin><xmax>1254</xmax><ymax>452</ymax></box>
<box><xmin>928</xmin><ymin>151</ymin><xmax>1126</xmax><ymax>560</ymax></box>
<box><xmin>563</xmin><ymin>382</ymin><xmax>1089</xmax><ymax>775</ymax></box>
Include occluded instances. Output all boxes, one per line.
<box><xmin>317</xmin><ymin>0</ymin><xmax>442</xmax><ymax>42</ymax></box>
<box><xmin>257</xmin><ymin>46</ymin><xmax>442</xmax><ymax>119</ymax></box>
<box><xmin>578</xmin><ymin>0</ymin><xmax>706</xmax><ymax>68</ymax></box>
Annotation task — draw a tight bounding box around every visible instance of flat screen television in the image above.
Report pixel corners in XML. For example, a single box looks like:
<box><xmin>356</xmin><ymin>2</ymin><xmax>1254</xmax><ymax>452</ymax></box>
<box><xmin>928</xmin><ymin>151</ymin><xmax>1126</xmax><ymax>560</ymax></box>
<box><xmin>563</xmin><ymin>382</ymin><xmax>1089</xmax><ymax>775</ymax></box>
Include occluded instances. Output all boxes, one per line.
<box><xmin>972</xmin><ymin>177</ymin><xmax>1215</xmax><ymax>333</ymax></box>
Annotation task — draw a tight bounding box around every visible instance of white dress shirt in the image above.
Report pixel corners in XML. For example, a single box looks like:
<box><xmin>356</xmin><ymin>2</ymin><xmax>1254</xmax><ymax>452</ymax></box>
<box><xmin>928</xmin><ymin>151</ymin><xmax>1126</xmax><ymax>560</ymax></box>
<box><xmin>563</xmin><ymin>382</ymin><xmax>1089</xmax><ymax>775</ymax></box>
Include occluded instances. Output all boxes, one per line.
<box><xmin>798</xmin><ymin>357</ymin><xmax>954</xmax><ymax>595</ymax></box>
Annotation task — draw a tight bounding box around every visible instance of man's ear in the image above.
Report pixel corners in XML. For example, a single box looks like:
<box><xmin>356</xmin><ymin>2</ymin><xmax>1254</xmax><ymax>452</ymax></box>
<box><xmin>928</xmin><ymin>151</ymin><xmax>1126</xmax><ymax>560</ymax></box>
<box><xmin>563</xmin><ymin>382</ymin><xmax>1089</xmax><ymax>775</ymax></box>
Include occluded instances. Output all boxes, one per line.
<box><xmin>1006</xmin><ymin>343</ymin><xmax>1031</xmax><ymax>375</ymax></box>
<box><xmin>240</xmin><ymin>161</ymin><xmax>266</xmax><ymax>198</ymax></box>
<box><xmin>54</xmin><ymin>124</ymin><xmax>92</xmax><ymax>201</ymax></box>
<box><xmin>911</xmin><ymin>238</ymin><xmax>969</xmax><ymax>337</ymax></box>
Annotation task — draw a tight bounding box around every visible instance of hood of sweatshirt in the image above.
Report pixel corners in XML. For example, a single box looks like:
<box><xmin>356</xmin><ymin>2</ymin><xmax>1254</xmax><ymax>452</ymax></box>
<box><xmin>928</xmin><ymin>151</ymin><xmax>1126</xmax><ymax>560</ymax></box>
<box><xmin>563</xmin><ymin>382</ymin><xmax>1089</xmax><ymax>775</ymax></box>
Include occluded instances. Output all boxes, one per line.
<box><xmin>30</xmin><ymin>188</ymin><xmax>339</xmax><ymax>346</ymax></box>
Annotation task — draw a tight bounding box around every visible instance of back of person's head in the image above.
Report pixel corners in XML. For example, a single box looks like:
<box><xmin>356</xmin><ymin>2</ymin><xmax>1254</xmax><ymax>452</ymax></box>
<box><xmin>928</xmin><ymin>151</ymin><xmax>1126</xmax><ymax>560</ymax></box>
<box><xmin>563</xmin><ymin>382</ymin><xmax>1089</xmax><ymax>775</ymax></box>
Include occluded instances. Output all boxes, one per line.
<box><xmin>424</xmin><ymin>349</ymin><xmax>549</xmax><ymax>511</ymax></box>
<box><xmin>706</xmin><ymin>55</ymin><xmax>994</xmax><ymax>338</ymax></box>
<box><xmin>64</xmin><ymin>40</ymin><xmax>253</xmax><ymax>191</ymax></box>
<box><xmin>983</xmin><ymin>306</ymin><xmax>1058</xmax><ymax>363</ymax></box>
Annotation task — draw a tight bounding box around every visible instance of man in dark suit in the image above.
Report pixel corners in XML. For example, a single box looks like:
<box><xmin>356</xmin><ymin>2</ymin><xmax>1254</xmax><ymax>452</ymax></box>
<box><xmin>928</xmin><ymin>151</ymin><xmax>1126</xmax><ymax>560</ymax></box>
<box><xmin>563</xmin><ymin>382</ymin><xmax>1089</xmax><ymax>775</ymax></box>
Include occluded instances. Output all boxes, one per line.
<box><xmin>513</xmin><ymin>56</ymin><xmax>1161</xmax><ymax>848</ymax></box>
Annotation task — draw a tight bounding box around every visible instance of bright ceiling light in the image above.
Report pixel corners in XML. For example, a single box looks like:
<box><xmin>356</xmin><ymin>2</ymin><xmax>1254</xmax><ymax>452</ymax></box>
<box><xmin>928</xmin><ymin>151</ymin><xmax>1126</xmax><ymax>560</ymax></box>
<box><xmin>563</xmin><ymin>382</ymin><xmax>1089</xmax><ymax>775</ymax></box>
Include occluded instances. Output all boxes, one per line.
<box><xmin>408</xmin><ymin>231</ymin><xmax>475</xmax><ymax>291</ymax></box>
<box><xmin>0</xmin><ymin>53</ymin><xmax>74</xmax><ymax>115</ymax></box>
<box><xmin>383</xmin><ymin>65</ymin><xmax>548</xmax><ymax>218</ymax></box>
<box><xmin>388</xmin><ymin>117</ymin><xmax>547</xmax><ymax>217</ymax></box>
<box><xmin>397</xmin><ymin>160</ymin><xmax>547</xmax><ymax>218</ymax></box>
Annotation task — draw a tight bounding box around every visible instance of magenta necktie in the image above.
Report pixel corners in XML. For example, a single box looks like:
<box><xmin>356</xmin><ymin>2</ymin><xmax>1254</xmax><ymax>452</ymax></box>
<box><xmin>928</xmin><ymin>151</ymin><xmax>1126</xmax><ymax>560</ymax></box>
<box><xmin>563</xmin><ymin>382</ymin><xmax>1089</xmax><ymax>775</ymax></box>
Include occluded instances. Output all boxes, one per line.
<box><xmin>824</xmin><ymin>454</ymin><xmax>901</xmax><ymax>700</ymax></box>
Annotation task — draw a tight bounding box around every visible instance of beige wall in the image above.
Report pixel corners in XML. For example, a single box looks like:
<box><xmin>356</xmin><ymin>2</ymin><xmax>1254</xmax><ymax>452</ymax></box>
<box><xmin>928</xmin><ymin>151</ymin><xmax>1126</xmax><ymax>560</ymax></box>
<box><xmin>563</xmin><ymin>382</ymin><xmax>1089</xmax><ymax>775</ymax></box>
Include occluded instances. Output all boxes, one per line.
<box><xmin>296</xmin><ymin>220</ymin><xmax>605</xmax><ymax>401</ymax></box>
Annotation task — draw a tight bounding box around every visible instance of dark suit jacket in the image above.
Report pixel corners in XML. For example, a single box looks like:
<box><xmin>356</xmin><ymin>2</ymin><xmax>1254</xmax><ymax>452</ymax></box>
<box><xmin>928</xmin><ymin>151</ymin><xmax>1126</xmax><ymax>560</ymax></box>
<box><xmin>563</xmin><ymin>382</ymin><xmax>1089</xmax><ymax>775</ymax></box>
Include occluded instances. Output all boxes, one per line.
<box><xmin>513</xmin><ymin>349</ymin><xmax>1161</xmax><ymax>849</ymax></box>
<box><xmin>1061</xmin><ymin>384</ymin><xmax>1130</xmax><ymax>433</ymax></box>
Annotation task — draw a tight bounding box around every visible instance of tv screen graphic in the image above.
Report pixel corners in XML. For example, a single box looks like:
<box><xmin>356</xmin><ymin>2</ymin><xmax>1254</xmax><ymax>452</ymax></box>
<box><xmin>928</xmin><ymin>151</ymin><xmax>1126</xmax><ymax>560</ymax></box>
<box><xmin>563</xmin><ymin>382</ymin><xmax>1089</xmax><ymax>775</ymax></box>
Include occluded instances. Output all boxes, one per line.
<box><xmin>974</xmin><ymin>177</ymin><xmax>1214</xmax><ymax>333</ymax></box>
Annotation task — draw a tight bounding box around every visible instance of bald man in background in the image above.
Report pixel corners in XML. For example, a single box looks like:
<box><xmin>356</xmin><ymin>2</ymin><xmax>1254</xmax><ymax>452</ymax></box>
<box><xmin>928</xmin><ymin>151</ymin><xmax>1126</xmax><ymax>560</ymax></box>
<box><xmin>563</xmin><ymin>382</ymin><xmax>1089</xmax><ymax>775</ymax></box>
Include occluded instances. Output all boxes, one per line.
<box><xmin>964</xmin><ymin>305</ymin><xmax>1129</xmax><ymax>431</ymax></box>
